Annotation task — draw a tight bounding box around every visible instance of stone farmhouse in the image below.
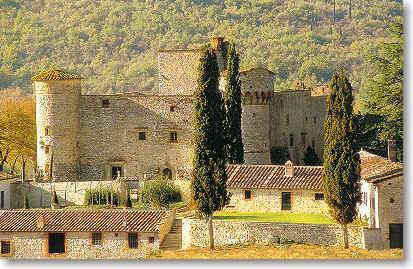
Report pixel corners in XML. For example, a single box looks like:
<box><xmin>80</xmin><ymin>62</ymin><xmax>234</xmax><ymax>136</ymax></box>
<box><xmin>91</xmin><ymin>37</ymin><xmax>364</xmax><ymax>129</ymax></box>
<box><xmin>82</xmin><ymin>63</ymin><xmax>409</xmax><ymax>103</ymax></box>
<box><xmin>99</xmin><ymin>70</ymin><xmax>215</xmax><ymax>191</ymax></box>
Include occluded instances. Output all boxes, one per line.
<box><xmin>0</xmin><ymin>209</ymin><xmax>175</xmax><ymax>259</ymax></box>
<box><xmin>357</xmin><ymin>144</ymin><xmax>403</xmax><ymax>249</ymax></box>
<box><xmin>31</xmin><ymin>36</ymin><xmax>327</xmax><ymax>183</ymax></box>
<box><xmin>225</xmin><ymin>161</ymin><xmax>328</xmax><ymax>214</ymax></box>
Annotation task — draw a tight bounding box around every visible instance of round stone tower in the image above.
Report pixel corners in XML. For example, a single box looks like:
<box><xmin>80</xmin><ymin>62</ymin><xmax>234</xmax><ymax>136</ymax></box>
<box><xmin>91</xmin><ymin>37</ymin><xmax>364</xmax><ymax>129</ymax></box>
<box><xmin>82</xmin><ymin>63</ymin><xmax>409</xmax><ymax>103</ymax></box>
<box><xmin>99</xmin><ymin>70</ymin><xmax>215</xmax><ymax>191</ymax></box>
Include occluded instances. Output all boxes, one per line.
<box><xmin>240</xmin><ymin>66</ymin><xmax>274</xmax><ymax>164</ymax></box>
<box><xmin>32</xmin><ymin>69</ymin><xmax>82</xmax><ymax>181</ymax></box>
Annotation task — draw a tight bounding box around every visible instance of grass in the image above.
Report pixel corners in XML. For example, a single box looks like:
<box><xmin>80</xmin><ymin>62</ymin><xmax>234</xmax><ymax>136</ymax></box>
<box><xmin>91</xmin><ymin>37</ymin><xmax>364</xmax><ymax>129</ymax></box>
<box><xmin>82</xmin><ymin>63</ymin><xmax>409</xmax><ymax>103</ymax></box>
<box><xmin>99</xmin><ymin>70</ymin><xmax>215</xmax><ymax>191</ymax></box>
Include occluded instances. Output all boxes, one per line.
<box><xmin>213</xmin><ymin>211</ymin><xmax>335</xmax><ymax>224</ymax></box>
<box><xmin>153</xmin><ymin>244</ymin><xmax>403</xmax><ymax>260</ymax></box>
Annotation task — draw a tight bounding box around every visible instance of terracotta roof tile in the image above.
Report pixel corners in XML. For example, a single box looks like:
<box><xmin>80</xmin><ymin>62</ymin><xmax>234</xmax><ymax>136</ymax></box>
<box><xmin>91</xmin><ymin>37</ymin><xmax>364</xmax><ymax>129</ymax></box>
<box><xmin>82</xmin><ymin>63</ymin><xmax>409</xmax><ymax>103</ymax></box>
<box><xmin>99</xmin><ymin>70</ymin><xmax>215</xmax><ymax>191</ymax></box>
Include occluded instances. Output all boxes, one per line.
<box><xmin>226</xmin><ymin>164</ymin><xmax>323</xmax><ymax>190</ymax></box>
<box><xmin>0</xmin><ymin>209</ymin><xmax>169</xmax><ymax>232</ymax></box>
<box><xmin>359</xmin><ymin>150</ymin><xmax>403</xmax><ymax>182</ymax></box>
<box><xmin>32</xmin><ymin>69</ymin><xmax>83</xmax><ymax>81</ymax></box>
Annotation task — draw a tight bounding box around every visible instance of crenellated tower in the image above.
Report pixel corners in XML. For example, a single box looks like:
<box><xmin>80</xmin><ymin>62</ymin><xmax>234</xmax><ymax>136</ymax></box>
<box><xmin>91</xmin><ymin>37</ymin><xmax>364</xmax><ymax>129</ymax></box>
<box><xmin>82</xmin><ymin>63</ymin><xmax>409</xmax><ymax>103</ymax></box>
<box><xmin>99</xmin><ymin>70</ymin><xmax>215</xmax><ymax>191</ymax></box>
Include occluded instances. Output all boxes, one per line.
<box><xmin>32</xmin><ymin>69</ymin><xmax>82</xmax><ymax>181</ymax></box>
<box><xmin>239</xmin><ymin>66</ymin><xmax>274</xmax><ymax>164</ymax></box>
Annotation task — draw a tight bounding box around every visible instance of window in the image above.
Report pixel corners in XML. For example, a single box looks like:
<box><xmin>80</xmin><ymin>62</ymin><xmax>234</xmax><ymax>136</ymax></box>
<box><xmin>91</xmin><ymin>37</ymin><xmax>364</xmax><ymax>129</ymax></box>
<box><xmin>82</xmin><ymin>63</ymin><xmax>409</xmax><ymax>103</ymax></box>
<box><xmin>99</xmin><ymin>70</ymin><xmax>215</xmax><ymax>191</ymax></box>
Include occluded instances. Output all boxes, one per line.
<box><xmin>44</xmin><ymin>127</ymin><xmax>49</xmax><ymax>136</ymax></box>
<box><xmin>313</xmin><ymin>116</ymin><xmax>317</xmax><ymax>124</ymax></box>
<box><xmin>315</xmin><ymin>193</ymin><xmax>324</xmax><ymax>200</ymax></box>
<box><xmin>301</xmin><ymin>132</ymin><xmax>306</xmax><ymax>145</ymax></box>
<box><xmin>148</xmin><ymin>237</ymin><xmax>155</xmax><ymax>244</ymax></box>
<box><xmin>281</xmin><ymin>192</ymin><xmax>291</xmax><ymax>210</ymax></box>
<box><xmin>170</xmin><ymin>131</ymin><xmax>177</xmax><ymax>142</ymax></box>
<box><xmin>289</xmin><ymin>134</ymin><xmax>294</xmax><ymax>147</ymax></box>
<box><xmin>286</xmin><ymin>114</ymin><xmax>289</xmax><ymax>126</ymax></box>
<box><xmin>138</xmin><ymin>132</ymin><xmax>146</xmax><ymax>141</ymax></box>
<box><xmin>162</xmin><ymin>168</ymin><xmax>172</xmax><ymax>180</ymax></box>
<box><xmin>102</xmin><ymin>99</ymin><xmax>110</xmax><ymax>108</ymax></box>
<box><xmin>128</xmin><ymin>233</ymin><xmax>138</xmax><ymax>249</ymax></box>
<box><xmin>1</xmin><ymin>241</ymin><xmax>10</xmax><ymax>255</ymax></box>
<box><xmin>170</xmin><ymin>106</ymin><xmax>175</xmax><ymax>112</ymax></box>
<box><xmin>244</xmin><ymin>190</ymin><xmax>251</xmax><ymax>200</ymax></box>
<box><xmin>305</xmin><ymin>116</ymin><xmax>308</xmax><ymax>122</ymax></box>
<box><xmin>0</xmin><ymin>191</ymin><xmax>4</xmax><ymax>209</ymax></box>
<box><xmin>91</xmin><ymin>232</ymin><xmax>102</xmax><ymax>246</ymax></box>
<box><xmin>48</xmin><ymin>233</ymin><xmax>65</xmax><ymax>254</ymax></box>
<box><xmin>45</xmin><ymin>146</ymin><xmax>50</xmax><ymax>155</ymax></box>
<box><xmin>111</xmin><ymin>166</ymin><xmax>123</xmax><ymax>179</ymax></box>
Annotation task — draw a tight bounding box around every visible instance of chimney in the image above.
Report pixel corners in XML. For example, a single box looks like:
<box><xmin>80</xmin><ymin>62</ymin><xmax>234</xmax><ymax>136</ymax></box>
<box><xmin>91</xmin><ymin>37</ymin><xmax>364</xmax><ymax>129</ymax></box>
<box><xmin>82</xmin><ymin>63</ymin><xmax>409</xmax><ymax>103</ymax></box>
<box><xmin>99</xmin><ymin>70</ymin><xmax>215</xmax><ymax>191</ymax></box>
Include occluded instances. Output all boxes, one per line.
<box><xmin>285</xmin><ymin>160</ymin><xmax>294</xmax><ymax>177</ymax></box>
<box><xmin>209</xmin><ymin>36</ymin><xmax>224</xmax><ymax>51</ymax></box>
<box><xmin>387</xmin><ymin>139</ymin><xmax>397</xmax><ymax>162</ymax></box>
<box><xmin>37</xmin><ymin>215</ymin><xmax>45</xmax><ymax>229</ymax></box>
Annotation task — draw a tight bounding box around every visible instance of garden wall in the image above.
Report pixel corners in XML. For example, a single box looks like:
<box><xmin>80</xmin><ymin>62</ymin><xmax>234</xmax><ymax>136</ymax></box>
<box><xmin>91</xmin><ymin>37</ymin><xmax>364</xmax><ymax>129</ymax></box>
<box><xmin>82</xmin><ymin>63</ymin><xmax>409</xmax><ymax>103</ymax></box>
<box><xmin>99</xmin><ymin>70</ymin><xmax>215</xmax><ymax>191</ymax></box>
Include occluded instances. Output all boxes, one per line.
<box><xmin>181</xmin><ymin>219</ymin><xmax>384</xmax><ymax>250</ymax></box>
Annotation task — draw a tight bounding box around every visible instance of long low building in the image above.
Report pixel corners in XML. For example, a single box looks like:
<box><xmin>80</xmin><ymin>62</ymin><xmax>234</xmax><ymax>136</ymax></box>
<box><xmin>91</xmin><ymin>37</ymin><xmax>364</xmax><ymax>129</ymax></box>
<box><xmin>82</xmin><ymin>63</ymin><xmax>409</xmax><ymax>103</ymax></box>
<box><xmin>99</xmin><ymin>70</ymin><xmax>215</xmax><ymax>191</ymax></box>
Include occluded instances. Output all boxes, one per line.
<box><xmin>0</xmin><ymin>209</ymin><xmax>175</xmax><ymax>259</ymax></box>
<box><xmin>224</xmin><ymin>161</ymin><xmax>328</xmax><ymax>214</ymax></box>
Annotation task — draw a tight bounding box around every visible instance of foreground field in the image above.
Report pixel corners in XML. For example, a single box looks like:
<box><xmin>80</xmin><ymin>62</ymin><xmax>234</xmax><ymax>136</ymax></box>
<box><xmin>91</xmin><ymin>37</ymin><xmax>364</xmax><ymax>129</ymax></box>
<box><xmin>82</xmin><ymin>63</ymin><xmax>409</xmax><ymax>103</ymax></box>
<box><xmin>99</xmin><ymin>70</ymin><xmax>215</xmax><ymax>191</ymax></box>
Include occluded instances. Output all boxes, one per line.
<box><xmin>154</xmin><ymin>244</ymin><xmax>403</xmax><ymax>260</ymax></box>
<box><xmin>213</xmin><ymin>211</ymin><xmax>335</xmax><ymax>224</ymax></box>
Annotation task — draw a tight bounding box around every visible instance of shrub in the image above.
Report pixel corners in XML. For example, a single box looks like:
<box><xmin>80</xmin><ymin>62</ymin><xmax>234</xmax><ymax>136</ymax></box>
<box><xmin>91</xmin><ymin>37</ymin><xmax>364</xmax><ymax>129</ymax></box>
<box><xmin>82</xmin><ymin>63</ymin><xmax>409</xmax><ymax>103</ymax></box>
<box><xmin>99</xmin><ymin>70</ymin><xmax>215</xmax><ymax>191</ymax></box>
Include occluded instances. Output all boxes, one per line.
<box><xmin>270</xmin><ymin>146</ymin><xmax>290</xmax><ymax>164</ymax></box>
<box><xmin>139</xmin><ymin>177</ymin><xmax>181</xmax><ymax>208</ymax></box>
<box><xmin>84</xmin><ymin>187</ymin><xmax>119</xmax><ymax>206</ymax></box>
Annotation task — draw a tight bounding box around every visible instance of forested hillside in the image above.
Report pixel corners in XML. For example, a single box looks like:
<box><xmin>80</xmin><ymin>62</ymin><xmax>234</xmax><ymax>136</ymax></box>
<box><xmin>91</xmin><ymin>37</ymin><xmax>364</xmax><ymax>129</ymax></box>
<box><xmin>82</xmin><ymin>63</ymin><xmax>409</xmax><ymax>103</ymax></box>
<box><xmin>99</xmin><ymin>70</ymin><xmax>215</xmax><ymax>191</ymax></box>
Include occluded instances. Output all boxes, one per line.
<box><xmin>0</xmin><ymin>0</ymin><xmax>402</xmax><ymax>97</ymax></box>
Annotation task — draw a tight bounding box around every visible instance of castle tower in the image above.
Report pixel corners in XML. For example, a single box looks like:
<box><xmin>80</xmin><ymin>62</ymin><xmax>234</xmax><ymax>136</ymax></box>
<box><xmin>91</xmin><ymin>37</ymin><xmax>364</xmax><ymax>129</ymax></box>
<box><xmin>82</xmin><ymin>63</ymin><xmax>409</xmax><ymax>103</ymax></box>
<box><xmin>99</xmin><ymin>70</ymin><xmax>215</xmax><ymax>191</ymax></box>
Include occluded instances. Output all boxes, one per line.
<box><xmin>32</xmin><ymin>69</ymin><xmax>82</xmax><ymax>181</ymax></box>
<box><xmin>239</xmin><ymin>65</ymin><xmax>274</xmax><ymax>164</ymax></box>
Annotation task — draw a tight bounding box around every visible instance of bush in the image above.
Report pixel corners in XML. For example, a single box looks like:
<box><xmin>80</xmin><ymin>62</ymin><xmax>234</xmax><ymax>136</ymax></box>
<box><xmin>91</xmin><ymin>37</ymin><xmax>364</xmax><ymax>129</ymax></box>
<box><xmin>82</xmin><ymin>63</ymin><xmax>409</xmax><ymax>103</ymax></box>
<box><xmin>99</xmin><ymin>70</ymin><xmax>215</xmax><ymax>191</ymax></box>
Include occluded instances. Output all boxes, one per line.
<box><xmin>84</xmin><ymin>187</ymin><xmax>120</xmax><ymax>206</ymax></box>
<box><xmin>270</xmin><ymin>146</ymin><xmax>290</xmax><ymax>165</ymax></box>
<box><xmin>139</xmin><ymin>177</ymin><xmax>181</xmax><ymax>208</ymax></box>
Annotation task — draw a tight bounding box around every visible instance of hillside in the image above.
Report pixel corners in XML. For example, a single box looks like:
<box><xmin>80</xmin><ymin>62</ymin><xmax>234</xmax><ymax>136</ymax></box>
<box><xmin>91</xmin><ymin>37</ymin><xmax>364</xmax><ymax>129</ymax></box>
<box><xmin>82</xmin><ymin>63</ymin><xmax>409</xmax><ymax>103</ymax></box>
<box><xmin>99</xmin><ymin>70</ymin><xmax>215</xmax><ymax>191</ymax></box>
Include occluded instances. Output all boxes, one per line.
<box><xmin>0</xmin><ymin>0</ymin><xmax>403</xmax><ymax>97</ymax></box>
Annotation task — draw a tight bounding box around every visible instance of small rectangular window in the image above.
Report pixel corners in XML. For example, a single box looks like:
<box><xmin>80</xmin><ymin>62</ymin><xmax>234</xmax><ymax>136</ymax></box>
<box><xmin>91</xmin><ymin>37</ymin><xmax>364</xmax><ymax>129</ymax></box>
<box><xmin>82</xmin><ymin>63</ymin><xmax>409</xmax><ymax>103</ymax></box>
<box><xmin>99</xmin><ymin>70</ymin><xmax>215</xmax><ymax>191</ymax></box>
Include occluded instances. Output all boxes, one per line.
<box><xmin>0</xmin><ymin>191</ymin><xmax>4</xmax><ymax>209</ymax></box>
<box><xmin>170</xmin><ymin>106</ymin><xmax>175</xmax><ymax>112</ymax></box>
<box><xmin>45</xmin><ymin>127</ymin><xmax>49</xmax><ymax>136</ymax></box>
<box><xmin>102</xmin><ymin>99</ymin><xmax>110</xmax><ymax>108</ymax></box>
<box><xmin>289</xmin><ymin>134</ymin><xmax>294</xmax><ymax>147</ymax></box>
<box><xmin>315</xmin><ymin>193</ymin><xmax>324</xmax><ymax>200</ymax></box>
<box><xmin>148</xmin><ymin>236</ymin><xmax>155</xmax><ymax>244</ymax></box>
<box><xmin>282</xmin><ymin>192</ymin><xmax>291</xmax><ymax>210</ymax></box>
<box><xmin>1</xmin><ymin>241</ymin><xmax>11</xmax><ymax>255</ymax></box>
<box><xmin>244</xmin><ymin>190</ymin><xmax>251</xmax><ymax>200</ymax></box>
<box><xmin>128</xmin><ymin>233</ymin><xmax>138</xmax><ymax>249</ymax></box>
<box><xmin>313</xmin><ymin>116</ymin><xmax>317</xmax><ymax>124</ymax></box>
<box><xmin>45</xmin><ymin>146</ymin><xmax>50</xmax><ymax>155</ymax></box>
<box><xmin>138</xmin><ymin>132</ymin><xmax>146</xmax><ymax>141</ymax></box>
<box><xmin>91</xmin><ymin>232</ymin><xmax>102</xmax><ymax>246</ymax></box>
<box><xmin>170</xmin><ymin>131</ymin><xmax>177</xmax><ymax>142</ymax></box>
<box><xmin>286</xmin><ymin>115</ymin><xmax>289</xmax><ymax>126</ymax></box>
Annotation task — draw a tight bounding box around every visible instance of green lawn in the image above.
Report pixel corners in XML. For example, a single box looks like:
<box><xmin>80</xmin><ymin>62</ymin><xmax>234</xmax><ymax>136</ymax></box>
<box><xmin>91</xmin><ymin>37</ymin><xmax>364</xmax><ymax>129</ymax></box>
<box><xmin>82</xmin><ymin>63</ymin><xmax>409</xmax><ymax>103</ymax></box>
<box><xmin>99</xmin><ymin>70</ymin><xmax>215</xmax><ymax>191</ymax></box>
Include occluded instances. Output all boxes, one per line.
<box><xmin>213</xmin><ymin>211</ymin><xmax>335</xmax><ymax>224</ymax></box>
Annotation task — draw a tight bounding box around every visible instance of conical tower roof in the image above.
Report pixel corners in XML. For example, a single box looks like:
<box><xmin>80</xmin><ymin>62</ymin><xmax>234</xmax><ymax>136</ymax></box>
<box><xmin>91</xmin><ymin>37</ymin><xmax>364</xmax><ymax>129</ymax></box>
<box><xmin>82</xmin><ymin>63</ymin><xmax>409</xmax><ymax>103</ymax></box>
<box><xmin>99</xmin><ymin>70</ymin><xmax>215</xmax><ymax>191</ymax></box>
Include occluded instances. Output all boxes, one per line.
<box><xmin>32</xmin><ymin>68</ymin><xmax>83</xmax><ymax>81</ymax></box>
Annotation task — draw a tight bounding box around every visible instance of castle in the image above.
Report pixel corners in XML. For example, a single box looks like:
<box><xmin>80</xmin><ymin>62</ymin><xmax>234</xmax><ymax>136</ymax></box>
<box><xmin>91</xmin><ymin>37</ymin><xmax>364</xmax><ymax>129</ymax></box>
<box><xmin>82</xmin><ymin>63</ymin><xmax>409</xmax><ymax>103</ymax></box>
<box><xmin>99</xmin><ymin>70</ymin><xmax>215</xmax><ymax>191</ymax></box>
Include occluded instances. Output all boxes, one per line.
<box><xmin>32</xmin><ymin>37</ymin><xmax>327</xmax><ymax>182</ymax></box>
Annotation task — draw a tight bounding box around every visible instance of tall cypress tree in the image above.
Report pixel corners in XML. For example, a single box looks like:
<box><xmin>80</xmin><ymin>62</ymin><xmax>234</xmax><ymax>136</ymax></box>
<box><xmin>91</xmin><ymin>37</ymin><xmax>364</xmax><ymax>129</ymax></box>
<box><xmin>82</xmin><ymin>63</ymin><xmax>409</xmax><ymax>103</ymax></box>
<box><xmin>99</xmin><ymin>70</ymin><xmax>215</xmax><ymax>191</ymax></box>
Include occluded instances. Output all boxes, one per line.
<box><xmin>191</xmin><ymin>46</ymin><xmax>229</xmax><ymax>250</ymax></box>
<box><xmin>224</xmin><ymin>43</ymin><xmax>244</xmax><ymax>164</ymax></box>
<box><xmin>323</xmin><ymin>71</ymin><xmax>360</xmax><ymax>249</ymax></box>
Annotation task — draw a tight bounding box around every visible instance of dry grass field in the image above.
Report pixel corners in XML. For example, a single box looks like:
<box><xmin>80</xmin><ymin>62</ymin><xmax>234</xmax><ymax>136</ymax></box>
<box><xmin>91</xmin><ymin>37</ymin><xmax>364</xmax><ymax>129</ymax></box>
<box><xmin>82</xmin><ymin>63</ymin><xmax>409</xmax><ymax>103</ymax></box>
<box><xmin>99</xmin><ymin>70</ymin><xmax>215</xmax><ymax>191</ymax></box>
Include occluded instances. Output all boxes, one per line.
<box><xmin>153</xmin><ymin>244</ymin><xmax>403</xmax><ymax>260</ymax></box>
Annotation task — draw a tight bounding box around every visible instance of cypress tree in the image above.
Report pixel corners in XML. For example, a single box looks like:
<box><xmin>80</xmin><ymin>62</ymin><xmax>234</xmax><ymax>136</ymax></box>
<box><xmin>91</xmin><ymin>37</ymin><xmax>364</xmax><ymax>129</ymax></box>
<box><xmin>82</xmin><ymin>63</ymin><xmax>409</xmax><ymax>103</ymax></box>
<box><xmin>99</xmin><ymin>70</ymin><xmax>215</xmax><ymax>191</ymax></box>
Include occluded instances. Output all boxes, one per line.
<box><xmin>323</xmin><ymin>71</ymin><xmax>360</xmax><ymax>249</ymax></box>
<box><xmin>191</xmin><ymin>46</ymin><xmax>229</xmax><ymax>250</ymax></box>
<box><xmin>224</xmin><ymin>43</ymin><xmax>244</xmax><ymax>164</ymax></box>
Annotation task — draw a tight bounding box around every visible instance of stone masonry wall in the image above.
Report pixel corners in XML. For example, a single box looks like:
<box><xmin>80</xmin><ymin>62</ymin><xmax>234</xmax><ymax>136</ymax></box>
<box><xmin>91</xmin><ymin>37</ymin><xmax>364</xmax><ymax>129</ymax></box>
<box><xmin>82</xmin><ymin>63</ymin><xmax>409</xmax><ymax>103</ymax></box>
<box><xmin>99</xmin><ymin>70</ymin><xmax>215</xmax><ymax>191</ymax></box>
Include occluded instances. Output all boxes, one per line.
<box><xmin>225</xmin><ymin>188</ymin><xmax>329</xmax><ymax>214</ymax></box>
<box><xmin>79</xmin><ymin>94</ymin><xmax>194</xmax><ymax>181</ymax></box>
<box><xmin>158</xmin><ymin>50</ymin><xmax>201</xmax><ymax>96</ymax></box>
<box><xmin>270</xmin><ymin>90</ymin><xmax>326</xmax><ymax>165</ymax></box>
<box><xmin>10</xmin><ymin>180</ymin><xmax>126</xmax><ymax>208</ymax></box>
<box><xmin>376</xmin><ymin>175</ymin><xmax>403</xmax><ymax>248</ymax></box>
<box><xmin>35</xmin><ymin>80</ymin><xmax>81</xmax><ymax>181</ymax></box>
<box><xmin>0</xmin><ymin>231</ymin><xmax>159</xmax><ymax>259</ymax></box>
<box><xmin>182</xmin><ymin>219</ymin><xmax>383</xmax><ymax>250</ymax></box>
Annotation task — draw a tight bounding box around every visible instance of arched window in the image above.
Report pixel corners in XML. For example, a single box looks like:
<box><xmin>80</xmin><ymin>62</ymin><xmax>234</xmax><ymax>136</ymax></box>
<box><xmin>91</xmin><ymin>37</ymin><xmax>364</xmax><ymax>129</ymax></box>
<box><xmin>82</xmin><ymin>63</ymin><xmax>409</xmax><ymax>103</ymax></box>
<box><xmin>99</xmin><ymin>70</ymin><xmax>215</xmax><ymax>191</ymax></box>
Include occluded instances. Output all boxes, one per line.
<box><xmin>162</xmin><ymin>168</ymin><xmax>172</xmax><ymax>180</ymax></box>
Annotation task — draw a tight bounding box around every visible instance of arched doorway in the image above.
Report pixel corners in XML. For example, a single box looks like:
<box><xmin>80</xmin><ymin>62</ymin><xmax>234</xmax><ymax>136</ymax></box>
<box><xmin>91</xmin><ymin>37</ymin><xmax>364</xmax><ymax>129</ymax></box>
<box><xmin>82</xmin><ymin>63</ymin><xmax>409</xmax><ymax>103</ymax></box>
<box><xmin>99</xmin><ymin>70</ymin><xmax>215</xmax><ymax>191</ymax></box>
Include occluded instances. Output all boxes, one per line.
<box><xmin>162</xmin><ymin>168</ymin><xmax>172</xmax><ymax>180</ymax></box>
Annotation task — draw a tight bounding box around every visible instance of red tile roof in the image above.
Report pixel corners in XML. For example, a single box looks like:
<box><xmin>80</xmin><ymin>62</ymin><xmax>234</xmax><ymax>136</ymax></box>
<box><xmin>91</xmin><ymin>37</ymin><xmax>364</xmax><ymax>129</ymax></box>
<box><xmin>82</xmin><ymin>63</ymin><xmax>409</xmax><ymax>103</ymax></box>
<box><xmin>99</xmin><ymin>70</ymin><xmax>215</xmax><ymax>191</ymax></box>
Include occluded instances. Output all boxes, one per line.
<box><xmin>32</xmin><ymin>69</ymin><xmax>83</xmax><ymax>81</ymax></box>
<box><xmin>359</xmin><ymin>150</ymin><xmax>403</xmax><ymax>182</ymax></box>
<box><xmin>0</xmin><ymin>209</ymin><xmax>169</xmax><ymax>232</ymax></box>
<box><xmin>226</xmin><ymin>164</ymin><xmax>323</xmax><ymax>190</ymax></box>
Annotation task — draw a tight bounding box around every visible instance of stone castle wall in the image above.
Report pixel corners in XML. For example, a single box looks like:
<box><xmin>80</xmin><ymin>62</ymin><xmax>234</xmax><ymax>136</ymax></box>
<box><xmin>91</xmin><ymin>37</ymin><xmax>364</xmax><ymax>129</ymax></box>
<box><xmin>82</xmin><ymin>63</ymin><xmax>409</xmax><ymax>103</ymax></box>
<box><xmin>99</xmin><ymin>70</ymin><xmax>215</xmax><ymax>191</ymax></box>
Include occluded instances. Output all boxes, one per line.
<box><xmin>79</xmin><ymin>94</ymin><xmax>194</xmax><ymax>181</ymax></box>
<box><xmin>270</xmin><ymin>90</ymin><xmax>326</xmax><ymax>165</ymax></box>
<box><xmin>158</xmin><ymin>50</ymin><xmax>201</xmax><ymax>96</ymax></box>
<box><xmin>0</xmin><ymin>231</ymin><xmax>159</xmax><ymax>259</ymax></box>
<box><xmin>181</xmin><ymin>219</ymin><xmax>384</xmax><ymax>250</ymax></box>
<box><xmin>35</xmin><ymin>80</ymin><xmax>81</xmax><ymax>181</ymax></box>
<box><xmin>225</xmin><ymin>188</ymin><xmax>329</xmax><ymax>214</ymax></box>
